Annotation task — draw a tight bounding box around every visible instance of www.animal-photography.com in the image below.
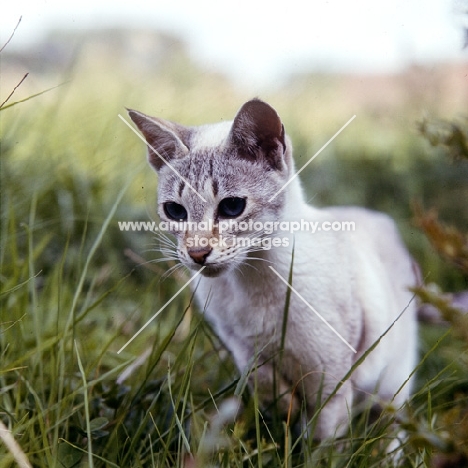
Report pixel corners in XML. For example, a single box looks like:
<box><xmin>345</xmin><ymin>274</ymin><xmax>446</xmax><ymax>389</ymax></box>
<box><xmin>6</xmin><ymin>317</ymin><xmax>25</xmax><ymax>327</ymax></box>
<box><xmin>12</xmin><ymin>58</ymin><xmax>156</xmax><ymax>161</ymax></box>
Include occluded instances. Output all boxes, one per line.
<box><xmin>1</xmin><ymin>1</ymin><xmax>468</xmax><ymax>467</ymax></box>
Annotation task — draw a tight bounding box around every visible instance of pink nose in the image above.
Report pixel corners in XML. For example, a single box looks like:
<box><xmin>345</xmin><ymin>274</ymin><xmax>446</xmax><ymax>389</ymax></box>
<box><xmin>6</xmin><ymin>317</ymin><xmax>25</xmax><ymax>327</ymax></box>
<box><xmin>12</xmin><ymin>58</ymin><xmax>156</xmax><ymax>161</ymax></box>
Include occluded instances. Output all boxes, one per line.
<box><xmin>188</xmin><ymin>248</ymin><xmax>212</xmax><ymax>265</ymax></box>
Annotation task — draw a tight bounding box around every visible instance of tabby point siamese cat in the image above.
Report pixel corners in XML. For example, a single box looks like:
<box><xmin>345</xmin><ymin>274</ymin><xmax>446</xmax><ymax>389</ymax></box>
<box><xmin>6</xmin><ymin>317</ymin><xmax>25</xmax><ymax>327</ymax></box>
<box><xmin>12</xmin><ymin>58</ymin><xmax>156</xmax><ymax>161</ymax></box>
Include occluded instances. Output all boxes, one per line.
<box><xmin>128</xmin><ymin>99</ymin><xmax>418</xmax><ymax>439</ymax></box>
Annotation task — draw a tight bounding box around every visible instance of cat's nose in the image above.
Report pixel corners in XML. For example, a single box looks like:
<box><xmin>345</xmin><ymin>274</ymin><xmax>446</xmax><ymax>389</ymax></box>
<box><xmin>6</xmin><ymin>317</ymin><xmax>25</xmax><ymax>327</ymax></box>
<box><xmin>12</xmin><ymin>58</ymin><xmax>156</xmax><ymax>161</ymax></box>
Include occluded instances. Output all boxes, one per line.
<box><xmin>188</xmin><ymin>248</ymin><xmax>212</xmax><ymax>265</ymax></box>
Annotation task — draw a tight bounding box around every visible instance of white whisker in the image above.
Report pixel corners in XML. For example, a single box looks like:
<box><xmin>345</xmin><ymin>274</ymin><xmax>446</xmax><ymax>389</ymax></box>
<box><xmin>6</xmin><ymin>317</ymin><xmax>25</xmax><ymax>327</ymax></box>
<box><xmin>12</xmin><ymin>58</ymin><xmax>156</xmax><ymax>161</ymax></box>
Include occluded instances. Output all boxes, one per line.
<box><xmin>160</xmin><ymin>262</ymin><xmax>188</xmax><ymax>282</ymax></box>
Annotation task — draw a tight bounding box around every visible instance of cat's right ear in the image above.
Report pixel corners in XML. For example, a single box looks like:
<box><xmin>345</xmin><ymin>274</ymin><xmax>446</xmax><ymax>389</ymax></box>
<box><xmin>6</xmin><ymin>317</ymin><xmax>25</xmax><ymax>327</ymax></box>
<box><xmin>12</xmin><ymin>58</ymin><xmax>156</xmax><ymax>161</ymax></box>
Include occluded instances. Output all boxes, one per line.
<box><xmin>127</xmin><ymin>109</ymin><xmax>190</xmax><ymax>171</ymax></box>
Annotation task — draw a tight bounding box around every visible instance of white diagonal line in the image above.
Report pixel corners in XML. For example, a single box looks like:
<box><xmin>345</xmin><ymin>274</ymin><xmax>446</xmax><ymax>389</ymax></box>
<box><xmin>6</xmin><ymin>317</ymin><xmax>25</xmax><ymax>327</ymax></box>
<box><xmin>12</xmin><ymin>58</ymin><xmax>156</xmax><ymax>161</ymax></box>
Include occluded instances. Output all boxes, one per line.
<box><xmin>118</xmin><ymin>114</ymin><xmax>207</xmax><ymax>203</ymax></box>
<box><xmin>268</xmin><ymin>114</ymin><xmax>356</xmax><ymax>202</ymax></box>
<box><xmin>117</xmin><ymin>267</ymin><xmax>205</xmax><ymax>354</ymax></box>
<box><xmin>269</xmin><ymin>266</ymin><xmax>357</xmax><ymax>353</ymax></box>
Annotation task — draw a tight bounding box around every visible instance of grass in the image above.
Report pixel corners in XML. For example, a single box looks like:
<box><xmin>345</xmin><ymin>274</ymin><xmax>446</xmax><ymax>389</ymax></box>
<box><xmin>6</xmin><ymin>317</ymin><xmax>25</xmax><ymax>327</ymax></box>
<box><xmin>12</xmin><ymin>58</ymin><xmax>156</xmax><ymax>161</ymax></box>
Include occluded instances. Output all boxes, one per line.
<box><xmin>1</xmin><ymin>43</ymin><xmax>468</xmax><ymax>467</ymax></box>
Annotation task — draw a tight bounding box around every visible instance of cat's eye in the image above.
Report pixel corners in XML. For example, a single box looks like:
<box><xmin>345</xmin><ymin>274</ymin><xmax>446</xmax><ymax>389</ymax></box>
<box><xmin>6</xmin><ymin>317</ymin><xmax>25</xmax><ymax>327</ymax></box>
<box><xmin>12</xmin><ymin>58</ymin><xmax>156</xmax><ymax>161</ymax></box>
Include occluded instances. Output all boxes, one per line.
<box><xmin>218</xmin><ymin>197</ymin><xmax>246</xmax><ymax>218</ymax></box>
<box><xmin>164</xmin><ymin>202</ymin><xmax>188</xmax><ymax>221</ymax></box>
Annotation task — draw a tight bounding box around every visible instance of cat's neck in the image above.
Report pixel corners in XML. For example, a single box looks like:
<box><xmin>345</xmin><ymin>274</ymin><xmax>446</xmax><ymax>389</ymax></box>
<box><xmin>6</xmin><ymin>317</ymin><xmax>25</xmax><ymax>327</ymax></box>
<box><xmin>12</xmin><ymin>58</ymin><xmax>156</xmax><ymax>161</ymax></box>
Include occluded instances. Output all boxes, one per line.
<box><xmin>282</xmin><ymin>175</ymin><xmax>308</xmax><ymax>219</ymax></box>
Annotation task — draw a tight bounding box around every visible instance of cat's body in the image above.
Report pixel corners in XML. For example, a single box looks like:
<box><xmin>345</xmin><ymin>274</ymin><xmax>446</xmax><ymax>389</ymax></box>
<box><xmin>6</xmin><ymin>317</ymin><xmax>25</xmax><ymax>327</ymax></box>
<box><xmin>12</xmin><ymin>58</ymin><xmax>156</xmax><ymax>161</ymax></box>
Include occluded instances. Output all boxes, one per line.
<box><xmin>129</xmin><ymin>99</ymin><xmax>418</xmax><ymax>438</ymax></box>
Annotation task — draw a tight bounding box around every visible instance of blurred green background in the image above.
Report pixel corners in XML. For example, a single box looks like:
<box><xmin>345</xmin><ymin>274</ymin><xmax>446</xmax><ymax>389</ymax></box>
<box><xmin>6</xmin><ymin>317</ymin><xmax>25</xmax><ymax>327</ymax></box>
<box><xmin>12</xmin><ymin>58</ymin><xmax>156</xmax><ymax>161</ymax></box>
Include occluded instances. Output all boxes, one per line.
<box><xmin>2</xmin><ymin>28</ymin><xmax>468</xmax><ymax>289</ymax></box>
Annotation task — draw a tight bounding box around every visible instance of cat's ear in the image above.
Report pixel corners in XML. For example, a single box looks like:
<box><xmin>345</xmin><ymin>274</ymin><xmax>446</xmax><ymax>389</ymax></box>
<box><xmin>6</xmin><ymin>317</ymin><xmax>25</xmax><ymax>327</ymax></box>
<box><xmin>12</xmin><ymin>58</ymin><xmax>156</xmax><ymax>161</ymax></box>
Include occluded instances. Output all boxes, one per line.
<box><xmin>228</xmin><ymin>98</ymin><xmax>286</xmax><ymax>170</ymax></box>
<box><xmin>127</xmin><ymin>109</ymin><xmax>190</xmax><ymax>171</ymax></box>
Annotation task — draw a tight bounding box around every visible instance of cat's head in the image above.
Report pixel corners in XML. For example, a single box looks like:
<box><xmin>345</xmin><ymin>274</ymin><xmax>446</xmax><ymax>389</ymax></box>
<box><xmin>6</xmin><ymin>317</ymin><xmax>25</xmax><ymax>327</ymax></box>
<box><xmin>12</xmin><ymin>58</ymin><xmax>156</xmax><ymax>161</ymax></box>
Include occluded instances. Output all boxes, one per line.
<box><xmin>128</xmin><ymin>99</ymin><xmax>295</xmax><ymax>277</ymax></box>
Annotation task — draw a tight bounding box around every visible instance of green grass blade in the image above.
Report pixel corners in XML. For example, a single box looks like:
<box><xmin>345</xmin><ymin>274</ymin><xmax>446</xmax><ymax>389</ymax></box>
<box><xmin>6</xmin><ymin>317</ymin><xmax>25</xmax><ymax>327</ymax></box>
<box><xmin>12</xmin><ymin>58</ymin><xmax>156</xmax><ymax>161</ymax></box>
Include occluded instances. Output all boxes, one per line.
<box><xmin>74</xmin><ymin>340</ymin><xmax>94</xmax><ymax>468</ymax></box>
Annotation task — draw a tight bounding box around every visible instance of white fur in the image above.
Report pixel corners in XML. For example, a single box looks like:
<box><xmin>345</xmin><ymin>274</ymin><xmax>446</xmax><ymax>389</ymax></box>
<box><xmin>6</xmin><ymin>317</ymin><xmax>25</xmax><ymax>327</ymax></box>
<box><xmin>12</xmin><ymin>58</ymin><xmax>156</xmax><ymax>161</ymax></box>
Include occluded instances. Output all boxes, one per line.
<box><xmin>192</xmin><ymin>122</ymin><xmax>233</xmax><ymax>149</ymax></box>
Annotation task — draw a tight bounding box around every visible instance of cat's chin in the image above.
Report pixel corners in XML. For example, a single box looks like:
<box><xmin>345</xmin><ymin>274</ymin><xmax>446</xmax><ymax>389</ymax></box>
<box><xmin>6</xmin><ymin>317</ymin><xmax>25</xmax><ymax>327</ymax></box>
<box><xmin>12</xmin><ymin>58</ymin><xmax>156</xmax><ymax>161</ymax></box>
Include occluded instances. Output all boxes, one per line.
<box><xmin>189</xmin><ymin>264</ymin><xmax>229</xmax><ymax>278</ymax></box>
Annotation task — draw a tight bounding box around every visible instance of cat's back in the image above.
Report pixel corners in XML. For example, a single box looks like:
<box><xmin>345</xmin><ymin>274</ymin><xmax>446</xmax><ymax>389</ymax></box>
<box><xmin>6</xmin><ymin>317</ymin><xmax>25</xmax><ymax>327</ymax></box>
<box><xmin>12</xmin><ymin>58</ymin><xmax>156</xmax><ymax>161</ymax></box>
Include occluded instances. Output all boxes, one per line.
<box><xmin>323</xmin><ymin>205</ymin><xmax>416</xmax><ymax>284</ymax></box>
<box><xmin>288</xmin><ymin>203</ymin><xmax>417</xmax><ymax>327</ymax></box>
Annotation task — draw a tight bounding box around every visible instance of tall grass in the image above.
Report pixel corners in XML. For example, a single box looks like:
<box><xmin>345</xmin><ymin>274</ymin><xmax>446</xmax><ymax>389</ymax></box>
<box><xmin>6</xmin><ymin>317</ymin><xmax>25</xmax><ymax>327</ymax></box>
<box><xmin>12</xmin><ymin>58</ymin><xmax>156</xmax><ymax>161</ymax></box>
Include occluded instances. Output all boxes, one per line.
<box><xmin>1</xmin><ymin>44</ymin><xmax>467</xmax><ymax>466</ymax></box>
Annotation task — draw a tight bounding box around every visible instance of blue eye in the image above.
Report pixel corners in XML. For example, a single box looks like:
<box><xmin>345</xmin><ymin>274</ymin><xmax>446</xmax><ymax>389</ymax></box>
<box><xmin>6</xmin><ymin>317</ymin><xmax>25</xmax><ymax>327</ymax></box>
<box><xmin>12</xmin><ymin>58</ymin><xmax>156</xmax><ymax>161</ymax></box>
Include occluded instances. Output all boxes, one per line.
<box><xmin>218</xmin><ymin>197</ymin><xmax>246</xmax><ymax>218</ymax></box>
<box><xmin>164</xmin><ymin>202</ymin><xmax>187</xmax><ymax>221</ymax></box>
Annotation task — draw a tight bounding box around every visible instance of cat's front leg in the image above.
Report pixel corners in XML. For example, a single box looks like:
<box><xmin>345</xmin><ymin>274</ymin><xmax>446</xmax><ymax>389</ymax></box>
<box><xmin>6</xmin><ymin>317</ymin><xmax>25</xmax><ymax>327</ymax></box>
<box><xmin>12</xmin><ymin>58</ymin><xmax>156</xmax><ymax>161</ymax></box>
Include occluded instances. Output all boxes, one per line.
<box><xmin>310</xmin><ymin>379</ymin><xmax>354</xmax><ymax>439</ymax></box>
<box><xmin>250</xmin><ymin>358</ymin><xmax>301</xmax><ymax>419</ymax></box>
<box><xmin>228</xmin><ymin>342</ymin><xmax>300</xmax><ymax>420</ymax></box>
<box><xmin>294</xmin><ymin>372</ymin><xmax>354</xmax><ymax>440</ymax></box>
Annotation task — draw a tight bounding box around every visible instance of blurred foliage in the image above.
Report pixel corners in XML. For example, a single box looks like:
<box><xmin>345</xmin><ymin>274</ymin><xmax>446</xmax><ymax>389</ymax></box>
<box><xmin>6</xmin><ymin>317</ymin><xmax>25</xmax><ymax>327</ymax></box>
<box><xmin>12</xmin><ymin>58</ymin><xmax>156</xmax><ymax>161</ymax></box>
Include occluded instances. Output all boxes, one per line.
<box><xmin>412</xmin><ymin>116</ymin><xmax>468</xmax><ymax>468</ymax></box>
<box><xmin>414</xmin><ymin>203</ymin><xmax>468</xmax><ymax>275</ymax></box>
<box><xmin>418</xmin><ymin>118</ymin><xmax>468</xmax><ymax>162</ymax></box>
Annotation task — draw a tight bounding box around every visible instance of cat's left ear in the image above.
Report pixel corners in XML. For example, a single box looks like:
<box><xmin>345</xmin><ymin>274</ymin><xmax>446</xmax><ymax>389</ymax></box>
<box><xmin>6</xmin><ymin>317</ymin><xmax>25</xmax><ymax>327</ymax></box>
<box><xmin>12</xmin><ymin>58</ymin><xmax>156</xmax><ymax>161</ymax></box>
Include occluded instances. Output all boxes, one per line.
<box><xmin>127</xmin><ymin>109</ymin><xmax>191</xmax><ymax>171</ymax></box>
<box><xmin>228</xmin><ymin>98</ymin><xmax>286</xmax><ymax>170</ymax></box>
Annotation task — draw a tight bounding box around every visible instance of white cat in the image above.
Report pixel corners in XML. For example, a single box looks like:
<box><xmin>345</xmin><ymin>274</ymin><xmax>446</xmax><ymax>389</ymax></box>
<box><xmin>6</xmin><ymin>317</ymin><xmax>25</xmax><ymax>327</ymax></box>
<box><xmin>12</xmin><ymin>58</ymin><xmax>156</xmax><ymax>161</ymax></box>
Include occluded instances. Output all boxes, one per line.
<box><xmin>128</xmin><ymin>99</ymin><xmax>418</xmax><ymax>439</ymax></box>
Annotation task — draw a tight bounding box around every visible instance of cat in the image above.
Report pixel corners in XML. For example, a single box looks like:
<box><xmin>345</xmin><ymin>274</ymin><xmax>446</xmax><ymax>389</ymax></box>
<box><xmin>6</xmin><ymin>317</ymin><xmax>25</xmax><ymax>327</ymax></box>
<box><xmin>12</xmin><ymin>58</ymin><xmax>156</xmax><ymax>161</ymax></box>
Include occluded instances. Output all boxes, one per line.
<box><xmin>128</xmin><ymin>98</ymin><xmax>418</xmax><ymax>439</ymax></box>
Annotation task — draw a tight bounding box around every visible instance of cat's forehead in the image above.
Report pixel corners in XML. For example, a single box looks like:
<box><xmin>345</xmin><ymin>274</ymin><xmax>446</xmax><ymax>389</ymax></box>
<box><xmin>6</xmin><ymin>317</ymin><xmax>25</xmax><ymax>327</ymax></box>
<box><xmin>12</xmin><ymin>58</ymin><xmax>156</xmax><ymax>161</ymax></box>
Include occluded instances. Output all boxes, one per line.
<box><xmin>158</xmin><ymin>120</ymin><xmax>257</xmax><ymax>188</ymax></box>
<box><xmin>160</xmin><ymin>147</ymin><xmax>258</xmax><ymax>193</ymax></box>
